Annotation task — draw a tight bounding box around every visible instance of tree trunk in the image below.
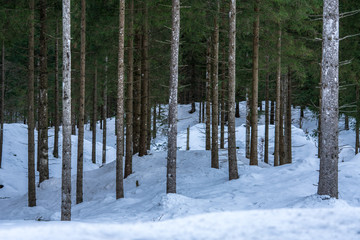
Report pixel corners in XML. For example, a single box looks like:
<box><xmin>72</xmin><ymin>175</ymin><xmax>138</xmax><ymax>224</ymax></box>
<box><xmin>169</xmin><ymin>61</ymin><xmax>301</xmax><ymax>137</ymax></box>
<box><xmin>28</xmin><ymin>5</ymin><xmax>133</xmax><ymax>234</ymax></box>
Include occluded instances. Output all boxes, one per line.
<box><xmin>279</xmin><ymin>74</ymin><xmax>285</xmax><ymax>165</ymax></box>
<box><xmin>250</xmin><ymin>0</ymin><xmax>260</xmax><ymax>166</ymax></box>
<box><xmin>274</xmin><ymin>26</ymin><xmax>282</xmax><ymax>167</ymax></box>
<box><xmin>281</xmin><ymin>73</ymin><xmax>287</xmax><ymax>165</ymax></box>
<box><xmin>133</xmin><ymin>33</ymin><xmax>142</xmax><ymax>155</ymax></box>
<box><xmin>76</xmin><ymin>0</ymin><xmax>86</xmax><ymax>205</ymax></box>
<box><xmin>139</xmin><ymin>3</ymin><xmax>149</xmax><ymax>157</ymax></box>
<box><xmin>246</xmin><ymin>88</ymin><xmax>251</xmax><ymax>159</ymax></box>
<box><xmin>220</xmin><ymin>11</ymin><xmax>226</xmax><ymax>150</ymax></box>
<box><xmin>27</xmin><ymin>0</ymin><xmax>36</xmax><ymax>207</ymax></box>
<box><xmin>186</xmin><ymin>126</ymin><xmax>190</xmax><ymax>150</ymax></box>
<box><xmin>0</xmin><ymin>41</ymin><xmax>4</xmax><ymax>169</ymax></box>
<box><xmin>264</xmin><ymin>56</ymin><xmax>269</xmax><ymax>164</ymax></box>
<box><xmin>199</xmin><ymin>101</ymin><xmax>202</xmax><ymax>123</ymax></box>
<box><xmin>299</xmin><ymin>106</ymin><xmax>304</xmax><ymax>128</ymax></box>
<box><xmin>235</xmin><ymin>101</ymin><xmax>240</xmax><ymax>118</ymax></box>
<box><xmin>211</xmin><ymin>0</ymin><xmax>219</xmax><ymax>169</ymax></box>
<box><xmin>61</xmin><ymin>0</ymin><xmax>72</xmax><ymax>221</ymax></box>
<box><xmin>39</xmin><ymin>0</ymin><xmax>49</xmax><ymax>183</ymax></box>
<box><xmin>167</xmin><ymin>0</ymin><xmax>180</xmax><ymax>194</ymax></box>
<box><xmin>92</xmin><ymin>60</ymin><xmax>97</xmax><ymax>164</ymax></box>
<box><xmin>318</xmin><ymin>0</ymin><xmax>339</xmax><ymax>199</ymax></box>
<box><xmin>102</xmin><ymin>56</ymin><xmax>108</xmax><ymax>165</ymax></box>
<box><xmin>116</xmin><ymin>0</ymin><xmax>125</xmax><ymax>199</ymax></box>
<box><xmin>205</xmin><ymin>38</ymin><xmax>211</xmax><ymax>151</ymax></box>
<box><xmin>125</xmin><ymin>0</ymin><xmax>134</xmax><ymax>178</ymax></box>
<box><xmin>228</xmin><ymin>0</ymin><xmax>238</xmax><ymax>180</ymax></box>
<box><xmin>53</xmin><ymin>23</ymin><xmax>60</xmax><ymax>159</ymax></box>
<box><xmin>152</xmin><ymin>102</ymin><xmax>157</xmax><ymax>139</ymax></box>
<box><xmin>356</xmin><ymin>84</ymin><xmax>359</xmax><ymax>154</ymax></box>
<box><xmin>270</xmin><ymin>100</ymin><xmax>275</xmax><ymax>125</ymax></box>
<box><xmin>202</xmin><ymin>100</ymin><xmax>205</xmax><ymax>123</ymax></box>
<box><xmin>286</xmin><ymin>68</ymin><xmax>292</xmax><ymax>164</ymax></box>
<box><xmin>71</xmin><ymin>100</ymin><xmax>76</xmax><ymax>135</ymax></box>
<box><xmin>344</xmin><ymin>115</ymin><xmax>349</xmax><ymax>130</ymax></box>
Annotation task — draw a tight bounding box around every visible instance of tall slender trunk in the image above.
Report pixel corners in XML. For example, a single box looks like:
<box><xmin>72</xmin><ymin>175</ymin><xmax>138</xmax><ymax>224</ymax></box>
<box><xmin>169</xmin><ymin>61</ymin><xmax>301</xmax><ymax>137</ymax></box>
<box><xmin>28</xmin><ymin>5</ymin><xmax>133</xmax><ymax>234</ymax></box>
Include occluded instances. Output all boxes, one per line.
<box><xmin>318</xmin><ymin>70</ymin><xmax>322</xmax><ymax>158</ymax></box>
<box><xmin>344</xmin><ymin>115</ymin><xmax>349</xmax><ymax>130</ymax></box>
<box><xmin>205</xmin><ymin>38</ymin><xmax>211</xmax><ymax>151</ymax></box>
<box><xmin>318</xmin><ymin>0</ymin><xmax>339</xmax><ymax>199</ymax></box>
<box><xmin>92</xmin><ymin>60</ymin><xmax>97</xmax><ymax>164</ymax></box>
<box><xmin>274</xmin><ymin>26</ymin><xmax>282</xmax><ymax>167</ymax></box>
<box><xmin>202</xmin><ymin>100</ymin><xmax>205</xmax><ymax>123</ymax></box>
<box><xmin>280</xmin><ymin>73</ymin><xmax>286</xmax><ymax>165</ymax></box>
<box><xmin>286</xmin><ymin>68</ymin><xmax>292</xmax><ymax>164</ymax></box>
<box><xmin>102</xmin><ymin>56</ymin><xmax>108</xmax><ymax>165</ymax></box>
<box><xmin>139</xmin><ymin>3</ymin><xmax>149</xmax><ymax>157</ymax></box>
<box><xmin>220</xmin><ymin>10</ymin><xmax>226</xmax><ymax>150</ymax></box>
<box><xmin>53</xmin><ymin>23</ymin><xmax>59</xmax><ymax>158</ymax></box>
<box><xmin>133</xmin><ymin>33</ymin><xmax>142</xmax><ymax>155</ymax></box>
<box><xmin>152</xmin><ymin>103</ymin><xmax>157</xmax><ymax>139</ymax></box>
<box><xmin>228</xmin><ymin>0</ymin><xmax>238</xmax><ymax>180</ymax></box>
<box><xmin>125</xmin><ymin>0</ymin><xmax>134</xmax><ymax>178</ymax></box>
<box><xmin>167</xmin><ymin>0</ymin><xmax>180</xmax><ymax>194</ymax></box>
<box><xmin>0</xmin><ymin>41</ymin><xmax>4</xmax><ymax>169</ymax></box>
<box><xmin>356</xmin><ymin>83</ymin><xmax>359</xmax><ymax>154</ymax></box>
<box><xmin>39</xmin><ymin>0</ymin><xmax>49</xmax><ymax>183</ymax></box>
<box><xmin>264</xmin><ymin>56</ymin><xmax>269</xmax><ymax>164</ymax></box>
<box><xmin>211</xmin><ymin>0</ymin><xmax>219</xmax><ymax>169</ymax></box>
<box><xmin>199</xmin><ymin>101</ymin><xmax>202</xmax><ymax>123</ymax></box>
<box><xmin>250</xmin><ymin>0</ymin><xmax>260</xmax><ymax>166</ymax></box>
<box><xmin>270</xmin><ymin>100</ymin><xmax>275</xmax><ymax>124</ymax></box>
<box><xmin>246</xmin><ymin>88</ymin><xmax>251</xmax><ymax>159</ymax></box>
<box><xmin>299</xmin><ymin>106</ymin><xmax>304</xmax><ymax>128</ymax></box>
<box><xmin>71</xmin><ymin>99</ymin><xmax>76</xmax><ymax>135</ymax></box>
<box><xmin>61</xmin><ymin>0</ymin><xmax>72</xmax><ymax>221</ymax></box>
<box><xmin>235</xmin><ymin>101</ymin><xmax>240</xmax><ymax>118</ymax></box>
<box><xmin>27</xmin><ymin>0</ymin><xmax>36</xmax><ymax>206</ymax></box>
<box><xmin>76</xmin><ymin>0</ymin><xmax>86</xmax><ymax>204</ymax></box>
<box><xmin>116</xmin><ymin>0</ymin><xmax>125</xmax><ymax>199</ymax></box>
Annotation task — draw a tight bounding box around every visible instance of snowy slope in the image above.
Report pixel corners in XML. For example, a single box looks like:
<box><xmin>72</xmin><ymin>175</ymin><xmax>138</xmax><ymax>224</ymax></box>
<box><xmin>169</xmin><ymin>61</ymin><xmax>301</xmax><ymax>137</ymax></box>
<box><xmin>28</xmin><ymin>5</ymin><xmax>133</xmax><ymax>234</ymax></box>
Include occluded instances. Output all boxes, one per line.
<box><xmin>0</xmin><ymin>102</ymin><xmax>360</xmax><ymax>239</ymax></box>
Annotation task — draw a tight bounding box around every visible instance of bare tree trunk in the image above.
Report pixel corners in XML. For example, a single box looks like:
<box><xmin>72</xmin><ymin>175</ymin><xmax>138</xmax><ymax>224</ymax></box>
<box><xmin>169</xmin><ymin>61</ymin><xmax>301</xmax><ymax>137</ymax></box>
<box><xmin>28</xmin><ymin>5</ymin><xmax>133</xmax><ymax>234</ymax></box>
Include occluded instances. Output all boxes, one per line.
<box><xmin>270</xmin><ymin>100</ymin><xmax>275</xmax><ymax>125</ymax></box>
<box><xmin>281</xmin><ymin>73</ymin><xmax>287</xmax><ymax>165</ymax></box>
<box><xmin>199</xmin><ymin>100</ymin><xmax>202</xmax><ymax>123</ymax></box>
<box><xmin>344</xmin><ymin>115</ymin><xmax>349</xmax><ymax>130</ymax></box>
<box><xmin>264</xmin><ymin>56</ymin><xmax>269</xmax><ymax>164</ymax></box>
<box><xmin>167</xmin><ymin>0</ymin><xmax>180</xmax><ymax>194</ymax></box>
<box><xmin>152</xmin><ymin>103</ymin><xmax>157</xmax><ymax>139</ymax></box>
<box><xmin>235</xmin><ymin>101</ymin><xmax>240</xmax><ymax>118</ymax></box>
<box><xmin>318</xmin><ymin>0</ymin><xmax>339</xmax><ymax>199</ymax></box>
<box><xmin>318</xmin><ymin>71</ymin><xmax>322</xmax><ymax>158</ymax></box>
<box><xmin>220</xmin><ymin>14</ymin><xmax>226</xmax><ymax>150</ymax></box>
<box><xmin>274</xmin><ymin>26</ymin><xmax>281</xmax><ymax>167</ymax></box>
<box><xmin>246</xmin><ymin>88</ymin><xmax>251</xmax><ymax>159</ymax></box>
<box><xmin>139</xmin><ymin>3</ymin><xmax>149</xmax><ymax>157</ymax></box>
<box><xmin>53</xmin><ymin>23</ymin><xmax>60</xmax><ymax>158</ymax></box>
<box><xmin>61</xmin><ymin>0</ymin><xmax>72</xmax><ymax>221</ymax></box>
<box><xmin>39</xmin><ymin>0</ymin><xmax>49</xmax><ymax>183</ymax></box>
<box><xmin>92</xmin><ymin>60</ymin><xmax>97</xmax><ymax>164</ymax></box>
<box><xmin>286</xmin><ymin>69</ymin><xmax>292</xmax><ymax>164</ymax></box>
<box><xmin>102</xmin><ymin>56</ymin><xmax>108</xmax><ymax>165</ymax></box>
<box><xmin>125</xmin><ymin>0</ymin><xmax>134</xmax><ymax>178</ymax></box>
<box><xmin>133</xmin><ymin>33</ymin><xmax>142</xmax><ymax>155</ymax></box>
<box><xmin>250</xmin><ymin>0</ymin><xmax>260</xmax><ymax>166</ymax></box>
<box><xmin>228</xmin><ymin>0</ymin><xmax>238</xmax><ymax>180</ymax></box>
<box><xmin>279</xmin><ymin>74</ymin><xmax>285</xmax><ymax>165</ymax></box>
<box><xmin>186</xmin><ymin>125</ymin><xmax>190</xmax><ymax>150</ymax></box>
<box><xmin>27</xmin><ymin>0</ymin><xmax>36</xmax><ymax>206</ymax></box>
<box><xmin>71</xmin><ymin>100</ymin><xmax>76</xmax><ymax>135</ymax></box>
<box><xmin>356</xmin><ymin>84</ymin><xmax>359</xmax><ymax>154</ymax></box>
<box><xmin>76</xmin><ymin>0</ymin><xmax>86</xmax><ymax>204</ymax></box>
<box><xmin>0</xmin><ymin>41</ymin><xmax>4</xmax><ymax>169</ymax></box>
<box><xmin>299</xmin><ymin>106</ymin><xmax>304</xmax><ymax>128</ymax></box>
<box><xmin>205</xmin><ymin>38</ymin><xmax>211</xmax><ymax>151</ymax></box>
<box><xmin>116</xmin><ymin>0</ymin><xmax>125</xmax><ymax>199</ymax></box>
<box><xmin>211</xmin><ymin>0</ymin><xmax>220</xmax><ymax>169</ymax></box>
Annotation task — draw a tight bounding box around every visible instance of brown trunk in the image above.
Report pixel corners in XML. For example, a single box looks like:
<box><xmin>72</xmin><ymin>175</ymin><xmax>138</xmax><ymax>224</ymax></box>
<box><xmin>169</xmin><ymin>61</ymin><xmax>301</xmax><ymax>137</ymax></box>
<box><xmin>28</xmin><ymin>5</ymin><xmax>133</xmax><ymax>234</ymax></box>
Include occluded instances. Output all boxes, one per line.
<box><xmin>235</xmin><ymin>101</ymin><xmax>240</xmax><ymax>118</ymax></box>
<box><xmin>270</xmin><ymin>100</ymin><xmax>275</xmax><ymax>125</ymax></box>
<box><xmin>27</xmin><ymin>0</ymin><xmax>36</xmax><ymax>206</ymax></box>
<box><xmin>152</xmin><ymin>103</ymin><xmax>156</xmax><ymax>139</ymax></box>
<box><xmin>246</xmin><ymin>88</ymin><xmax>251</xmax><ymax>159</ymax></box>
<box><xmin>92</xmin><ymin>60</ymin><xmax>97</xmax><ymax>164</ymax></box>
<box><xmin>274</xmin><ymin>26</ymin><xmax>281</xmax><ymax>167</ymax></box>
<box><xmin>39</xmin><ymin>0</ymin><xmax>49</xmax><ymax>183</ymax></box>
<box><xmin>125</xmin><ymin>0</ymin><xmax>134</xmax><ymax>178</ymax></box>
<box><xmin>0</xmin><ymin>42</ymin><xmax>4</xmax><ymax>169</ymax></box>
<box><xmin>286</xmin><ymin>69</ymin><xmax>292</xmax><ymax>164</ymax></box>
<box><xmin>344</xmin><ymin>115</ymin><xmax>349</xmax><ymax>130</ymax></box>
<box><xmin>205</xmin><ymin>38</ymin><xmax>211</xmax><ymax>151</ymax></box>
<box><xmin>102</xmin><ymin>56</ymin><xmax>108</xmax><ymax>165</ymax></box>
<box><xmin>133</xmin><ymin>32</ymin><xmax>142</xmax><ymax>155</ymax></box>
<box><xmin>139</xmin><ymin>4</ymin><xmax>149</xmax><ymax>157</ymax></box>
<box><xmin>279</xmin><ymin>74</ymin><xmax>285</xmax><ymax>165</ymax></box>
<box><xmin>211</xmin><ymin>0</ymin><xmax>219</xmax><ymax>169</ymax></box>
<box><xmin>250</xmin><ymin>0</ymin><xmax>260</xmax><ymax>166</ymax></box>
<box><xmin>264</xmin><ymin>56</ymin><xmax>269</xmax><ymax>164</ymax></box>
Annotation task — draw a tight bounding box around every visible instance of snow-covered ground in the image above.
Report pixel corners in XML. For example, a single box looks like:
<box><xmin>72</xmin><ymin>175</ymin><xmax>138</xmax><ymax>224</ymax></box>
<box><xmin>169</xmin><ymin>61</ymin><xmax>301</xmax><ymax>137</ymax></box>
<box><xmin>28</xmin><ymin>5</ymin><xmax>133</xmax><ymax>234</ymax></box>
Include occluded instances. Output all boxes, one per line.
<box><xmin>0</xmin><ymin>102</ymin><xmax>360</xmax><ymax>239</ymax></box>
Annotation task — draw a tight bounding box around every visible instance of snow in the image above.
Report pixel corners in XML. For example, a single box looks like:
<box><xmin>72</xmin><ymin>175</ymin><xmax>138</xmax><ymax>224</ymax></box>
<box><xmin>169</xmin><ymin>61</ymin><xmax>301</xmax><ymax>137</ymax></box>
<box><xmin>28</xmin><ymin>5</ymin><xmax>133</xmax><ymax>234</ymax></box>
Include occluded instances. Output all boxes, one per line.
<box><xmin>0</xmin><ymin>102</ymin><xmax>360</xmax><ymax>239</ymax></box>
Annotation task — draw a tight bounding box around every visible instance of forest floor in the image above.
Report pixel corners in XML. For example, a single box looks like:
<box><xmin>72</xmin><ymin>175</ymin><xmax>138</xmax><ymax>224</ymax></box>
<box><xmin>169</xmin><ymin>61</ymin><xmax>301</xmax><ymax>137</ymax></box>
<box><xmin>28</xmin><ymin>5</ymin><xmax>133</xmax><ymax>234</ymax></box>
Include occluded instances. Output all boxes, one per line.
<box><xmin>0</xmin><ymin>102</ymin><xmax>360</xmax><ymax>240</ymax></box>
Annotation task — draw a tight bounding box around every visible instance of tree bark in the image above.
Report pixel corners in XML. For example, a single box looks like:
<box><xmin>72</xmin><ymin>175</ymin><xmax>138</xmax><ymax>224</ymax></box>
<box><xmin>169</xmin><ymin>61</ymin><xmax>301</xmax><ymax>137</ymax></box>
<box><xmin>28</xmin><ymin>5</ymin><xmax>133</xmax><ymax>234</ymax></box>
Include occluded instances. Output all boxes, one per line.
<box><xmin>228</xmin><ymin>0</ymin><xmax>238</xmax><ymax>180</ymax></box>
<box><xmin>133</xmin><ymin>32</ymin><xmax>142</xmax><ymax>155</ymax></box>
<box><xmin>139</xmin><ymin>3</ymin><xmax>149</xmax><ymax>157</ymax></box>
<box><xmin>116</xmin><ymin>0</ymin><xmax>125</xmax><ymax>199</ymax></box>
<box><xmin>205</xmin><ymin>38</ymin><xmax>211</xmax><ymax>151</ymax></box>
<box><xmin>61</xmin><ymin>0</ymin><xmax>72</xmax><ymax>221</ymax></box>
<box><xmin>356</xmin><ymin>84</ymin><xmax>359</xmax><ymax>154</ymax></box>
<box><xmin>344</xmin><ymin>115</ymin><xmax>349</xmax><ymax>130</ymax></box>
<box><xmin>279</xmin><ymin>74</ymin><xmax>285</xmax><ymax>165</ymax></box>
<box><xmin>27</xmin><ymin>0</ymin><xmax>36</xmax><ymax>207</ymax></box>
<box><xmin>152</xmin><ymin>102</ymin><xmax>157</xmax><ymax>139</ymax></box>
<box><xmin>102</xmin><ymin>56</ymin><xmax>108</xmax><ymax>165</ymax></box>
<box><xmin>250</xmin><ymin>0</ymin><xmax>260</xmax><ymax>166</ymax></box>
<box><xmin>167</xmin><ymin>0</ymin><xmax>180</xmax><ymax>194</ymax></box>
<box><xmin>0</xmin><ymin>41</ymin><xmax>4</xmax><ymax>169</ymax></box>
<box><xmin>211</xmin><ymin>0</ymin><xmax>219</xmax><ymax>169</ymax></box>
<box><xmin>274</xmin><ymin>26</ymin><xmax>282</xmax><ymax>167</ymax></box>
<box><xmin>53</xmin><ymin>22</ymin><xmax>60</xmax><ymax>159</ymax></box>
<box><xmin>286</xmin><ymin>68</ymin><xmax>292</xmax><ymax>164</ymax></box>
<box><xmin>264</xmin><ymin>56</ymin><xmax>269</xmax><ymax>164</ymax></box>
<box><xmin>76</xmin><ymin>0</ymin><xmax>86</xmax><ymax>204</ymax></box>
<box><xmin>125</xmin><ymin>0</ymin><xmax>134</xmax><ymax>178</ymax></box>
<box><xmin>39</xmin><ymin>0</ymin><xmax>49</xmax><ymax>183</ymax></box>
<box><xmin>92</xmin><ymin>60</ymin><xmax>97</xmax><ymax>164</ymax></box>
<box><xmin>235</xmin><ymin>101</ymin><xmax>240</xmax><ymax>118</ymax></box>
<box><xmin>318</xmin><ymin>0</ymin><xmax>339</xmax><ymax>199</ymax></box>
<box><xmin>270</xmin><ymin>100</ymin><xmax>275</xmax><ymax>125</ymax></box>
<box><xmin>246</xmin><ymin>88</ymin><xmax>251</xmax><ymax>159</ymax></box>
<box><xmin>281</xmin><ymin>73</ymin><xmax>287</xmax><ymax>165</ymax></box>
